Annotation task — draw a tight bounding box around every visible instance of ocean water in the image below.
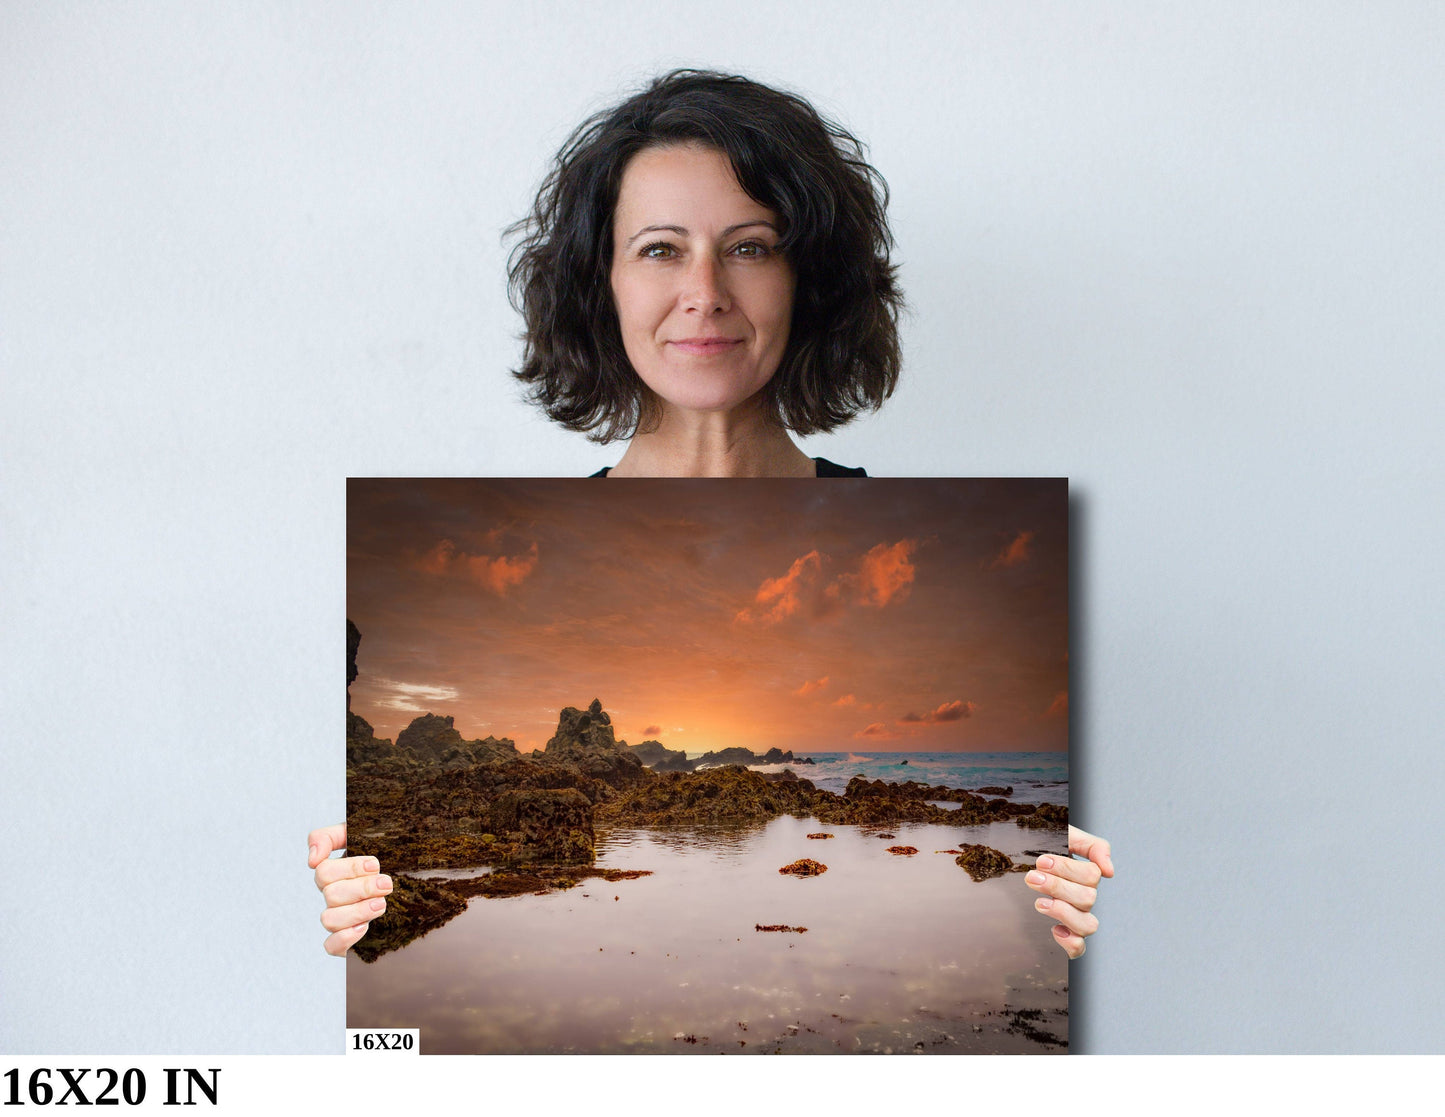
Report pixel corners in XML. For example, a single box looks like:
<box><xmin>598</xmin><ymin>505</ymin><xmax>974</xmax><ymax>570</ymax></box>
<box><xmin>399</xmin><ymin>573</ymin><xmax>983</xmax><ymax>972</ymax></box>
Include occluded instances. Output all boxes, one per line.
<box><xmin>726</xmin><ymin>750</ymin><xmax>1068</xmax><ymax>807</ymax></box>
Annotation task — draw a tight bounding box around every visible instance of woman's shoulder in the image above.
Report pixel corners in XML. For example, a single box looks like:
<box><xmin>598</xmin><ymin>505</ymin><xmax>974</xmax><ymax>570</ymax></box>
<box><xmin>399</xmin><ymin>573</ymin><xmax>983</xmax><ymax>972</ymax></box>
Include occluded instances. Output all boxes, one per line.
<box><xmin>589</xmin><ymin>458</ymin><xmax>867</xmax><ymax>478</ymax></box>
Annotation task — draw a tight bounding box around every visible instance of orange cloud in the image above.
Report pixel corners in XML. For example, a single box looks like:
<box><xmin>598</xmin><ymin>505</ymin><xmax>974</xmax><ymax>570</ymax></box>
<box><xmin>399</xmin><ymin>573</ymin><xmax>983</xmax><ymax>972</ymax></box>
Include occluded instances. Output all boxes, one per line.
<box><xmin>738</xmin><ymin>541</ymin><xmax>920</xmax><ymax>625</ymax></box>
<box><xmin>990</xmin><ymin>530</ymin><xmax>1034</xmax><ymax>569</ymax></box>
<box><xmin>826</xmin><ymin>539</ymin><xmax>919</xmax><ymax>610</ymax></box>
<box><xmin>736</xmin><ymin>550</ymin><xmax>825</xmax><ymax>625</ymax></box>
<box><xmin>414</xmin><ymin>538</ymin><xmax>540</xmax><ymax>596</ymax></box>
<box><xmin>832</xmin><ymin>693</ymin><xmax>857</xmax><ymax>707</ymax></box>
<box><xmin>855</xmin><ymin>722</ymin><xmax>898</xmax><ymax>740</ymax></box>
<box><xmin>900</xmin><ymin>699</ymin><xmax>978</xmax><ymax>724</ymax></box>
<box><xmin>794</xmin><ymin>676</ymin><xmax>829</xmax><ymax>696</ymax></box>
<box><xmin>853</xmin><ymin>539</ymin><xmax>918</xmax><ymax>607</ymax></box>
<box><xmin>642</xmin><ymin>724</ymin><xmax>662</xmax><ymax>737</ymax></box>
<box><xmin>1044</xmin><ymin>691</ymin><xmax>1068</xmax><ymax>718</ymax></box>
<box><xmin>465</xmin><ymin>543</ymin><xmax>539</xmax><ymax>595</ymax></box>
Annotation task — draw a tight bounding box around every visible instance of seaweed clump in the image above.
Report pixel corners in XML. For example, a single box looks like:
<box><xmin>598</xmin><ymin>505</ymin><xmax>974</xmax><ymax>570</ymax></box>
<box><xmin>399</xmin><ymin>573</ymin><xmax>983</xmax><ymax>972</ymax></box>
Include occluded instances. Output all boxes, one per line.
<box><xmin>954</xmin><ymin>844</ymin><xmax>1016</xmax><ymax>882</ymax></box>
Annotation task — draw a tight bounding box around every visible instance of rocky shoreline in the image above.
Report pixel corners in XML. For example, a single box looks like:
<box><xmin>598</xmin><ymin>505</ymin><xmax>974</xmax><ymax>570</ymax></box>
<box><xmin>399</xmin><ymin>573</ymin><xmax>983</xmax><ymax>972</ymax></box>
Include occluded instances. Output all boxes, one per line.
<box><xmin>346</xmin><ymin>622</ymin><xmax>1066</xmax><ymax>960</ymax></box>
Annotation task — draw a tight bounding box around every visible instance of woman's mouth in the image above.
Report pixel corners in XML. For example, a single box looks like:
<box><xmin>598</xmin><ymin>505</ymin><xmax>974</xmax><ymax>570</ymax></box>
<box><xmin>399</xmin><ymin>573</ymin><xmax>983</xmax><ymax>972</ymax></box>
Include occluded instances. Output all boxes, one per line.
<box><xmin>669</xmin><ymin>337</ymin><xmax>743</xmax><ymax>355</ymax></box>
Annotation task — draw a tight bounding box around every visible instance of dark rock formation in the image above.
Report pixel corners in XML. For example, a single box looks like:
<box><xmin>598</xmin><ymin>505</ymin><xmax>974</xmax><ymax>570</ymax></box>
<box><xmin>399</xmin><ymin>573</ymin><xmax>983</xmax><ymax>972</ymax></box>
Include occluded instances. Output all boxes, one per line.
<box><xmin>598</xmin><ymin>765</ymin><xmax>824</xmax><ymax>827</ymax></box>
<box><xmin>347</xmin><ymin>618</ymin><xmax>361</xmax><ymax>705</ymax></box>
<box><xmin>348</xmin><ymin>754</ymin><xmax>618</xmax><ymax>871</ymax></box>
<box><xmin>395</xmin><ymin>712</ymin><xmax>468</xmax><ymax>758</ymax></box>
<box><xmin>758</xmin><ymin>747</ymin><xmax>813</xmax><ymax>765</ymax></box>
<box><xmin>598</xmin><ymin>764</ymin><xmax>1067</xmax><ymax>832</ymax></box>
<box><xmin>976</xmin><ymin>786</ymin><xmax>1013</xmax><ymax>796</ymax></box>
<box><xmin>489</xmin><ymin>787</ymin><xmax>594</xmax><ymax>864</ymax></box>
<box><xmin>543</xmin><ymin>700</ymin><xmax>648</xmax><ymax>788</ymax></box>
<box><xmin>696</xmin><ymin>745</ymin><xmax>813</xmax><ymax>768</ymax></box>
<box><xmin>779</xmin><ymin>858</ymin><xmax>827</xmax><ymax>877</ymax></box>
<box><xmin>814</xmin><ymin>778</ymin><xmax>978</xmax><ymax>827</ymax></box>
<box><xmin>626</xmin><ymin>739</ymin><xmax>693</xmax><ymax>772</ymax></box>
<box><xmin>396</xmin><ymin>713</ymin><xmax>519</xmax><ymax>769</ymax></box>
<box><xmin>695</xmin><ymin>746</ymin><xmax>760</xmax><ymax>767</ymax></box>
<box><xmin>623</xmin><ymin>741</ymin><xmax>816</xmax><ymax>773</ymax></box>
<box><xmin>805</xmin><ymin>832</ymin><xmax>834</xmax><ymax>840</ymax></box>
<box><xmin>348</xmin><ymin>710</ymin><xmax>518</xmax><ymax>777</ymax></box>
<box><xmin>756</xmin><ymin>924</ymin><xmax>808</xmax><ymax>933</ymax></box>
<box><xmin>886</xmin><ymin>845</ymin><xmax>920</xmax><ymax>856</ymax></box>
<box><xmin>346</xmin><ymin>711</ymin><xmax>394</xmax><ymax>768</ymax></box>
<box><xmin>828</xmin><ymin>777</ymin><xmax>1067</xmax><ymax>830</ymax></box>
<box><xmin>344</xmin><ymin>619</ymin><xmax>397</xmax><ymax>767</ymax></box>
<box><xmin>1017</xmin><ymin>802</ymin><xmax>1069</xmax><ymax>829</ymax></box>
<box><xmin>843</xmin><ymin>777</ymin><xmax>981</xmax><ymax>803</ymax></box>
<box><xmin>955</xmin><ymin>844</ymin><xmax>1016</xmax><ymax>882</ymax></box>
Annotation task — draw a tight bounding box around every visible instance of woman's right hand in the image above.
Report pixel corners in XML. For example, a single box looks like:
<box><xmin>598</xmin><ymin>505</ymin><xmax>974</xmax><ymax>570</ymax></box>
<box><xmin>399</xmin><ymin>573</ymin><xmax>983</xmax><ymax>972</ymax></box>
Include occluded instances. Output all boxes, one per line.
<box><xmin>308</xmin><ymin>824</ymin><xmax>392</xmax><ymax>957</ymax></box>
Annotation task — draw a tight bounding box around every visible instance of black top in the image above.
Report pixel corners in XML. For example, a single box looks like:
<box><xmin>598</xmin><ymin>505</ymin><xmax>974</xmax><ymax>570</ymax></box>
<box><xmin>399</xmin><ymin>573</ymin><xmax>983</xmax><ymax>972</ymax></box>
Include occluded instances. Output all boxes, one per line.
<box><xmin>589</xmin><ymin>456</ymin><xmax>866</xmax><ymax>478</ymax></box>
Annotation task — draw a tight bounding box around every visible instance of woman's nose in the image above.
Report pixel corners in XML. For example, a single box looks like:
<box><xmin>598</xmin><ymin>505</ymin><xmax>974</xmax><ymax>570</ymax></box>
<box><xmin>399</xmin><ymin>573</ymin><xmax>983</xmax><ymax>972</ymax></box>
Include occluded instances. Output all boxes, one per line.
<box><xmin>681</xmin><ymin>255</ymin><xmax>731</xmax><ymax>314</ymax></box>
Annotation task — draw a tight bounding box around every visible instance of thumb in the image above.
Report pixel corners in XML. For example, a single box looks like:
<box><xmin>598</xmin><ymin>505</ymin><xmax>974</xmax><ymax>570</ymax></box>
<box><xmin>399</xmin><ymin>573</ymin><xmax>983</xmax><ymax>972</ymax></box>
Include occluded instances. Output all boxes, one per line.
<box><xmin>1068</xmin><ymin>825</ymin><xmax>1114</xmax><ymax>878</ymax></box>
<box><xmin>307</xmin><ymin>823</ymin><xmax>347</xmax><ymax>869</ymax></box>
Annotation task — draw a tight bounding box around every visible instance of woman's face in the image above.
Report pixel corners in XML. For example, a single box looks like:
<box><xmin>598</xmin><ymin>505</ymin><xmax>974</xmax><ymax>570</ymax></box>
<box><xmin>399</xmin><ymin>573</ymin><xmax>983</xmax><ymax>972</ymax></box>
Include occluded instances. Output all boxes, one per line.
<box><xmin>609</xmin><ymin>144</ymin><xmax>795</xmax><ymax>419</ymax></box>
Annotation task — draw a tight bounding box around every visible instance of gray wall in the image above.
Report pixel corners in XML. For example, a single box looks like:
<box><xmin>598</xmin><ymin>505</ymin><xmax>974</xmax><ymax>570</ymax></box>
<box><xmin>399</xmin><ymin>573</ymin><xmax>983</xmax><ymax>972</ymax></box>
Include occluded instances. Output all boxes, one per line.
<box><xmin>3</xmin><ymin>3</ymin><xmax>1441</xmax><ymax>1053</ymax></box>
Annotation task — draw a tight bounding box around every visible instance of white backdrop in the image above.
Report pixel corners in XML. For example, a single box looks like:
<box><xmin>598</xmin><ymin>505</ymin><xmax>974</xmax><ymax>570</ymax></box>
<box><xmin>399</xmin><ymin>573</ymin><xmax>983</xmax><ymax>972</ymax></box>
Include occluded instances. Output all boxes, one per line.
<box><xmin>4</xmin><ymin>2</ymin><xmax>1442</xmax><ymax>1054</ymax></box>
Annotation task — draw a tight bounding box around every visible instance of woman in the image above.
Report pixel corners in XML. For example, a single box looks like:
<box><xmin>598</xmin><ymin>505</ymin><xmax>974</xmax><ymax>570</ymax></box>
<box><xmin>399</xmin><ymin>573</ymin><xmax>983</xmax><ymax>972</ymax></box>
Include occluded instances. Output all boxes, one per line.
<box><xmin>311</xmin><ymin>69</ymin><xmax>1112</xmax><ymax>960</ymax></box>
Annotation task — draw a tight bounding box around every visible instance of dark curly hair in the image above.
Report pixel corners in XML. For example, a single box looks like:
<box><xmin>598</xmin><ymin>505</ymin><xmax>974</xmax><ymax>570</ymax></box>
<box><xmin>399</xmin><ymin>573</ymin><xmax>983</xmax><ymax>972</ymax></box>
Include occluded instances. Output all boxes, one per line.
<box><xmin>507</xmin><ymin>69</ymin><xmax>903</xmax><ymax>443</ymax></box>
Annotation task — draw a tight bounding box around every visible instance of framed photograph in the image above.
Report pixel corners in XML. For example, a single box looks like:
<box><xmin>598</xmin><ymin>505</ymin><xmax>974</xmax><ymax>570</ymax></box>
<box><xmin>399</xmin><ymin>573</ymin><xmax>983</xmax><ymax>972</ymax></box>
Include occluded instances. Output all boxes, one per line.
<box><xmin>345</xmin><ymin>477</ymin><xmax>1069</xmax><ymax>1053</ymax></box>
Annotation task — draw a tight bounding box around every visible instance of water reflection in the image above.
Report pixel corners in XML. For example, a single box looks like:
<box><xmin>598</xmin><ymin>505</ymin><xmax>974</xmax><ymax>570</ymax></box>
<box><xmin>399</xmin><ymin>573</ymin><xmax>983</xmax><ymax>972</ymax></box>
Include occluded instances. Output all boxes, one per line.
<box><xmin>408</xmin><ymin>866</ymin><xmax>494</xmax><ymax>881</ymax></box>
<box><xmin>600</xmin><ymin>822</ymin><xmax>765</xmax><ymax>858</ymax></box>
<box><xmin>347</xmin><ymin>815</ymin><xmax>1066</xmax><ymax>1054</ymax></box>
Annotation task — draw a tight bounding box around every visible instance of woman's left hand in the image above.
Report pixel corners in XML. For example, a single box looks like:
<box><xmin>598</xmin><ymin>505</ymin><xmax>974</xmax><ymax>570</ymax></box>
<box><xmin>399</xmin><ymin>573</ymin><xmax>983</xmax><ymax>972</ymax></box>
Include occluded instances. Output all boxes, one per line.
<box><xmin>1025</xmin><ymin>825</ymin><xmax>1113</xmax><ymax>959</ymax></box>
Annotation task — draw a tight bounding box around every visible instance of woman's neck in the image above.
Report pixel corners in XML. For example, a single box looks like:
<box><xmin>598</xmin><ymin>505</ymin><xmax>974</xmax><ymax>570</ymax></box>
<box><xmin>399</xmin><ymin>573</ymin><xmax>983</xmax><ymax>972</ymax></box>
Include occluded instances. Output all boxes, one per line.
<box><xmin>608</xmin><ymin>399</ymin><xmax>815</xmax><ymax>478</ymax></box>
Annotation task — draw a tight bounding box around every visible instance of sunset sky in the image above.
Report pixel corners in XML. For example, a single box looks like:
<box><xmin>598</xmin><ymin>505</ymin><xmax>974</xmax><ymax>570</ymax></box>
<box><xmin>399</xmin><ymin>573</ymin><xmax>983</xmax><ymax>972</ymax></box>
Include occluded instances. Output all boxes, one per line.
<box><xmin>347</xmin><ymin>479</ymin><xmax>1068</xmax><ymax>755</ymax></box>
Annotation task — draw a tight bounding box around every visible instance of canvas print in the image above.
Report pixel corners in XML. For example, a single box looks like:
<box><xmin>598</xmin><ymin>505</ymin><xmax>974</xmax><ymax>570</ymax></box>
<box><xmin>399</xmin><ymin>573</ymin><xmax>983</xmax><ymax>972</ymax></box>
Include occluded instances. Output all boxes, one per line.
<box><xmin>345</xmin><ymin>477</ymin><xmax>1069</xmax><ymax>1053</ymax></box>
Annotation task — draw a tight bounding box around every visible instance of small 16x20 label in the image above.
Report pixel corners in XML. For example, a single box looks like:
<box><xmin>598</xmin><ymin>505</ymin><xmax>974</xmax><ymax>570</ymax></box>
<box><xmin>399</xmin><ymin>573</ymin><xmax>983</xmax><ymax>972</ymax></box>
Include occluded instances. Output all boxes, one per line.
<box><xmin>345</xmin><ymin>1029</ymin><xmax>420</xmax><ymax>1055</ymax></box>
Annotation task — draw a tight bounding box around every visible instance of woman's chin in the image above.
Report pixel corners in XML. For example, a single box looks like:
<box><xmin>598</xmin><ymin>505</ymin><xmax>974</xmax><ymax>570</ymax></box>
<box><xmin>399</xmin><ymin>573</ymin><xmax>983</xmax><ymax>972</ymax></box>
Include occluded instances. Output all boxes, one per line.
<box><xmin>651</xmin><ymin>382</ymin><xmax>773</xmax><ymax>422</ymax></box>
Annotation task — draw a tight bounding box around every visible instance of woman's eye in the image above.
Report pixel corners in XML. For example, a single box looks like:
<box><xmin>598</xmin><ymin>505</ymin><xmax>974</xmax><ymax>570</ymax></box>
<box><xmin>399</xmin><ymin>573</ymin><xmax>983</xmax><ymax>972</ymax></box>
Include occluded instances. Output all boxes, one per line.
<box><xmin>639</xmin><ymin>242</ymin><xmax>675</xmax><ymax>259</ymax></box>
<box><xmin>731</xmin><ymin>241</ymin><xmax>769</xmax><ymax>258</ymax></box>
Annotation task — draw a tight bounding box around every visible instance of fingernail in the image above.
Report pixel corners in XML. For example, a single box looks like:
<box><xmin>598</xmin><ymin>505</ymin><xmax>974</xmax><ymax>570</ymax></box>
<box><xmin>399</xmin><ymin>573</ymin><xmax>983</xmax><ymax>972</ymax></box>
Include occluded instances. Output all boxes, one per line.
<box><xmin>1036</xmin><ymin>897</ymin><xmax>1053</xmax><ymax>911</ymax></box>
<box><xmin>364</xmin><ymin>858</ymin><xmax>379</xmax><ymax>873</ymax></box>
<box><xmin>309</xmin><ymin>845</ymin><xmax>318</xmax><ymax>863</ymax></box>
<box><xmin>1053</xmin><ymin>924</ymin><xmax>1070</xmax><ymax>937</ymax></box>
<box><xmin>377</xmin><ymin>875</ymin><xmax>392</xmax><ymax>891</ymax></box>
<box><xmin>1038</xmin><ymin>855</ymin><xmax>1055</xmax><ymax>870</ymax></box>
<box><xmin>1026</xmin><ymin>870</ymin><xmax>1047</xmax><ymax>885</ymax></box>
<box><xmin>369</xmin><ymin>898</ymin><xmax>386</xmax><ymax>912</ymax></box>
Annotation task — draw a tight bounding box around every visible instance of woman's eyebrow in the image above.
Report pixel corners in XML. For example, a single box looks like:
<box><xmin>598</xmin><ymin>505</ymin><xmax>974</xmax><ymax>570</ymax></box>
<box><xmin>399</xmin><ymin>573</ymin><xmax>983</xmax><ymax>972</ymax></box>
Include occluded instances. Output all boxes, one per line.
<box><xmin>622</xmin><ymin>220</ymin><xmax>778</xmax><ymax>248</ymax></box>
